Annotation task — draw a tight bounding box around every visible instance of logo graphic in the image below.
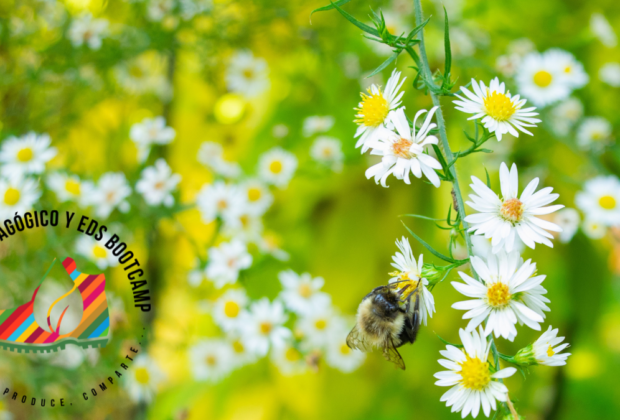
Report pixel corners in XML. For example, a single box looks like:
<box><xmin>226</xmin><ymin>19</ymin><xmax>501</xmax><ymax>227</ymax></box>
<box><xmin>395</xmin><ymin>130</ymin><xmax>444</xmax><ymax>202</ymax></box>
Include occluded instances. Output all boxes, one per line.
<box><xmin>0</xmin><ymin>257</ymin><xmax>110</xmax><ymax>354</ymax></box>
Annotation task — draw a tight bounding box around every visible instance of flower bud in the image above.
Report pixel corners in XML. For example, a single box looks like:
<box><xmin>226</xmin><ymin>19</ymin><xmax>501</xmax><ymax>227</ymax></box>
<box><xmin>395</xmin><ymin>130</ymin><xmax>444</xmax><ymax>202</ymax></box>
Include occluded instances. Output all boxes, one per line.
<box><xmin>513</xmin><ymin>344</ymin><xmax>538</xmax><ymax>367</ymax></box>
<box><xmin>421</xmin><ymin>263</ymin><xmax>449</xmax><ymax>286</ymax></box>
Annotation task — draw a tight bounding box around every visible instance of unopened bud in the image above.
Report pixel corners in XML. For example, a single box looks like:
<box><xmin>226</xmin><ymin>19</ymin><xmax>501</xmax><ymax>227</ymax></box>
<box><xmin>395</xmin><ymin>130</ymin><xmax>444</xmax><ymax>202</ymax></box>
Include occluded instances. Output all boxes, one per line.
<box><xmin>421</xmin><ymin>263</ymin><xmax>449</xmax><ymax>286</ymax></box>
<box><xmin>513</xmin><ymin>344</ymin><xmax>538</xmax><ymax>367</ymax></box>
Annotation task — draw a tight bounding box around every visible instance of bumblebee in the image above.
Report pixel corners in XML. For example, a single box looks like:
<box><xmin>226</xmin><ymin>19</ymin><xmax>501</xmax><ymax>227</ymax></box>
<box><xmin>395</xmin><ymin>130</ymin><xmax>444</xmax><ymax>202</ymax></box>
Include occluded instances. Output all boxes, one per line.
<box><xmin>346</xmin><ymin>280</ymin><xmax>421</xmax><ymax>370</ymax></box>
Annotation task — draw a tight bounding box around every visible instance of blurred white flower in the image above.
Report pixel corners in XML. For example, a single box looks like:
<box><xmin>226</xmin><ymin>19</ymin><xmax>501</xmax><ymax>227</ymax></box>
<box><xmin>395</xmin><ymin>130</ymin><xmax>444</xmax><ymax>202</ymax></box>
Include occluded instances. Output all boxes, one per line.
<box><xmin>130</xmin><ymin>117</ymin><xmax>176</xmax><ymax>163</ymax></box>
<box><xmin>545</xmin><ymin>49</ymin><xmax>589</xmax><ymax>89</ymax></box>
<box><xmin>295</xmin><ymin>298</ymin><xmax>337</xmax><ymax>348</ymax></box>
<box><xmin>0</xmin><ymin>177</ymin><xmax>41</xmax><ymax>220</ymax></box>
<box><xmin>147</xmin><ymin>0</ymin><xmax>174</xmax><ymax>22</ymax></box>
<box><xmin>189</xmin><ymin>340</ymin><xmax>234</xmax><ymax>383</ymax></box>
<box><xmin>272</xmin><ymin>124</ymin><xmax>290</xmax><ymax>138</ymax></box>
<box><xmin>225</xmin><ymin>51</ymin><xmax>269</xmax><ymax>98</ymax></box>
<box><xmin>582</xmin><ymin>218</ymin><xmax>607</xmax><ymax>239</ymax></box>
<box><xmin>507</xmin><ymin>38</ymin><xmax>535</xmax><ymax>56</ymax></box>
<box><xmin>599</xmin><ymin>62</ymin><xmax>620</xmax><ymax>87</ymax></box>
<box><xmin>278</xmin><ymin>270</ymin><xmax>330</xmax><ymax>316</ymax></box>
<box><xmin>553</xmin><ymin>208</ymin><xmax>580</xmax><ymax>243</ymax></box>
<box><xmin>47</xmin><ymin>173</ymin><xmax>91</xmax><ymax>206</ymax></box>
<box><xmin>75</xmin><ymin>233</ymin><xmax>119</xmax><ymax>270</ymax></box>
<box><xmin>303</xmin><ymin>116</ymin><xmax>335</xmax><ymax>137</ymax></box>
<box><xmin>114</xmin><ymin>55</ymin><xmax>172</xmax><ymax>99</ymax></box>
<box><xmin>86</xmin><ymin>173</ymin><xmax>131</xmax><ymax>219</ymax></box>
<box><xmin>178</xmin><ymin>0</ymin><xmax>212</xmax><ymax>20</ymax></box>
<box><xmin>270</xmin><ymin>340</ymin><xmax>308</xmax><ymax>376</ymax></box>
<box><xmin>241</xmin><ymin>298</ymin><xmax>291</xmax><ymax>356</ymax></box>
<box><xmin>517</xmin><ymin>51</ymin><xmax>572</xmax><ymax>107</ymax></box>
<box><xmin>222</xmin><ymin>209</ymin><xmax>263</xmax><ymax>243</ymax></box>
<box><xmin>136</xmin><ymin>159</ymin><xmax>181</xmax><ymax>207</ymax></box>
<box><xmin>211</xmin><ymin>289</ymin><xmax>249</xmax><ymax>332</ymax></box>
<box><xmin>0</xmin><ymin>132</ymin><xmax>57</xmax><ymax>181</ymax></box>
<box><xmin>575</xmin><ymin>175</ymin><xmax>620</xmax><ymax>227</ymax></box>
<box><xmin>258</xmin><ymin>147</ymin><xmax>297</xmax><ymax>188</ymax></box>
<box><xmin>197</xmin><ymin>141</ymin><xmax>242</xmax><ymax>179</ymax></box>
<box><xmin>590</xmin><ymin>13</ymin><xmax>617</xmax><ymax>47</ymax></box>
<box><xmin>495</xmin><ymin>54</ymin><xmax>522</xmax><ymax>78</ymax></box>
<box><xmin>188</xmin><ymin>264</ymin><xmax>208</xmax><ymax>287</ymax></box>
<box><xmin>240</xmin><ymin>178</ymin><xmax>273</xmax><ymax>216</ymax></box>
<box><xmin>576</xmin><ymin>117</ymin><xmax>614</xmax><ymax>152</ymax></box>
<box><xmin>124</xmin><ymin>355</ymin><xmax>165</xmax><ymax>403</ymax></box>
<box><xmin>225</xmin><ymin>337</ymin><xmax>259</xmax><ymax>369</ymax></box>
<box><xmin>550</xmin><ymin>97</ymin><xmax>583</xmax><ymax>136</ymax></box>
<box><xmin>68</xmin><ymin>13</ymin><xmax>108</xmax><ymax>50</ymax></box>
<box><xmin>324</xmin><ymin>320</ymin><xmax>365</xmax><ymax>373</ymax></box>
<box><xmin>206</xmin><ymin>239</ymin><xmax>252</xmax><ymax>288</ymax></box>
<box><xmin>258</xmin><ymin>232</ymin><xmax>290</xmax><ymax>261</ymax></box>
<box><xmin>196</xmin><ymin>181</ymin><xmax>247</xmax><ymax>224</ymax></box>
<box><xmin>310</xmin><ymin>136</ymin><xmax>344</xmax><ymax>172</ymax></box>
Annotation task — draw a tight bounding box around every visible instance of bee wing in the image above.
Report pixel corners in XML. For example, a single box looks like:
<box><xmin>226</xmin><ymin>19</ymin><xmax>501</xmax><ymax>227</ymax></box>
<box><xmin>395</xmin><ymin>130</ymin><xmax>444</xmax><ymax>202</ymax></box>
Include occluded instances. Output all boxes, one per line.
<box><xmin>401</xmin><ymin>289</ymin><xmax>422</xmax><ymax>345</ymax></box>
<box><xmin>383</xmin><ymin>336</ymin><xmax>406</xmax><ymax>370</ymax></box>
<box><xmin>346</xmin><ymin>324</ymin><xmax>373</xmax><ymax>352</ymax></box>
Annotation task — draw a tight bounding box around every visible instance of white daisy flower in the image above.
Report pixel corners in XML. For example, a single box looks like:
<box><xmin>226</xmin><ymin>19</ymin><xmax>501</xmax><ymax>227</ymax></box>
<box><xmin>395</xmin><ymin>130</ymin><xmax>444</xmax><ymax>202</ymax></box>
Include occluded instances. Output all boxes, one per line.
<box><xmin>196</xmin><ymin>181</ymin><xmax>247</xmax><ymax>224</ymax></box>
<box><xmin>86</xmin><ymin>173</ymin><xmax>132</xmax><ymax>219</ymax></box>
<box><xmin>189</xmin><ymin>340</ymin><xmax>234</xmax><ymax>383</ymax></box>
<box><xmin>270</xmin><ymin>340</ymin><xmax>308</xmax><ymax>376</ymax></box>
<box><xmin>388</xmin><ymin>237</ymin><xmax>435</xmax><ymax>326</ymax></box>
<box><xmin>226</xmin><ymin>336</ymin><xmax>259</xmax><ymax>369</ymax></box>
<box><xmin>576</xmin><ymin>117</ymin><xmax>613</xmax><ymax>152</ymax></box>
<box><xmin>0</xmin><ymin>132</ymin><xmax>57</xmax><ymax>180</ymax></box>
<box><xmin>452</xmin><ymin>251</ymin><xmax>549</xmax><ymax>341</ymax></box>
<box><xmin>495</xmin><ymin>54</ymin><xmax>522</xmax><ymax>78</ymax></box>
<box><xmin>240</xmin><ymin>178</ymin><xmax>273</xmax><ymax>216</ymax></box>
<box><xmin>147</xmin><ymin>0</ymin><xmax>174</xmax><ymax>22</ymax></box>
<box><xmin>258</xmin><ymin>231</ymin><xmax>290</xmax><ymax>261</ymax></box>
<box><xmin>0</xmin><ymin>177</ymin><xmax>41</xmax><ymax>220</ymax></box>
<box><xmin>365</xmin><ymin>106</ymin><xmax>442</xmax><ymax>188</ymax></box>
<box><xmin>434</xmin><ymin>327</ymin><xmax>517</xmax><ymax>418</ymax></box>
<box><xmin>465</xmin><ymin>162</ymin><xmax>564</xmax><ymax>253</ymax></box>
<box><xmin>205</xmin><ymin>239</ymin><xmax>252</xmax><ymax>288</ymax></box>
<box><xmin>545</xmin><ymin>49</ymin><xmax>589</xmax><ymax>89</ymax></box>
<box><xmin>124</xmin><ymin>355</ymin><xmax>165</xmax><ymax>403</ymax></box>
<box><xmin>136</xmin><ymin>158</ymin><xmax>181</xmax><ymax>207</ymax></box>
<box><xmin>310</xmin><ymin>136</ymin><xmax>344</xmax><ymax>172</ymax></box>
<box><xmin>516</xmin><ymin>51</ymin><xmax>571</xmax><ymax>107</ymax></box>
<box><xmin>278</xmin><ymin>270</ymin><xmax>330</xmax><ymax>316</ymax></box>
<box><xmin>590</xmin><ymin>13</ymin><xmax>617</xmax><ymax>48</ymax></box>
<box><xmin>211</xmin><ymin>289</ymin><xmax>248</xmax><ymax>332</ymax></box>
<box><xmin>302</xmin><ymin>116</ymin><xmax>335</xmax><ymax>137</ymax></box>
<box><xmin>575</xmin><ymin>176</ymin><xmax>620</xmax><ymax>227</ymax></box>
<box><xmin>354</xmin><ymin>69</ymin><xmax>406</xmax><ymax>153</ymax></box>
<box><xmin>599</xmin><ymin>62</ymin><xmax>620</xmax><ymax>87</ymax></box>
<box><xmin>222</xmin><ymin>209</ymin><xmax>263</xmax><ymax>243</ymax></box>
<box><xmin>114</xmin><ymin>55</ymin><xmax>172</xmax><ymax>99</ymax></box>
<box><xmin>75</xmin><ymin>234</ymin><xmax>119</xmax><ymax>270</ymax></box>
<box><xmin>324</xmin><ymin>320</ymin><xmax>366</xmax><ymax>373</ymax></box>
<box><xmin>515</xmin><ymin>325</ymin><xmax>571</xmax><ymax>367</ymax></box>
<box><xmin>241</xmin><ymin>298</ymin><xmax>291</xmax><ymax>356</ymax></box>
<box><xmin>47</xmin><ymin>173</ymin><xmax>91</xmax><ymax>206</ymax></box>
<box><xmin>258</xmin><ymin>147</ymin><xmax>297</xmax><ymax>188</ymax></box>
<box><xmin>130</xmin><ymin>117</ymin><xmax>176</xmax><ymax>163</ymax></box>
<box><xmin>471</xmin><ymin>235</ymin><xmax>524</xmax><ymax>260</ymax></box>
<box><xmin>225</xmin><ymin>50</ymin><xmax>270</xmax><ymax>98</ymax></box>
<box><xmin>453</xmin><ymin>77</ymin><xmax>540</xmax><ymax>141</ymax></box>
<box><xmin>553</xmin><ymin>208</ymin><xmax>580</xmax><ymax>243</ymax></box>
<box><xmin>582</xmin><ymin>218</ymin><xmax>607</xmax><ymax>239</ymax></box>
<box><xmin>197</xmin><ymin>141</ymin><xmax>242</xmax><ymax>179</ymax></box>
<box><xmin>549</xmin><ymin>97</ymin><xmax>583</xmax><ymax>136</ymax></box>
<box><xmin>295</xmin><ymin>297</ymin><xmax>337</xmax><ymax>348</ymax></box>
<box><xmin>188</xmin><ymin>263</ymin><xmax>208</xmax><ymax>288</ymax></box>
<box><xmin>272</xmin><ymin>124</ymin><xmax>290</xmax><ymax>138</ymax></box>
<box><xmin>68</xmin><ymin>13</ymin><xmax>108</xmax><ymax>50</ymax></box>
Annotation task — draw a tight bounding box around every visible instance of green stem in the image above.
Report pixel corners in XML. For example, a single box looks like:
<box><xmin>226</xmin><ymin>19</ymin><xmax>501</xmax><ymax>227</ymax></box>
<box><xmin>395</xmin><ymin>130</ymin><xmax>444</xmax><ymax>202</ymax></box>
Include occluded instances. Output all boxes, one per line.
<box><xmin>410</xmin><ymin>0</ymin><xmax>477</xmax><ymax>280</ymax></box>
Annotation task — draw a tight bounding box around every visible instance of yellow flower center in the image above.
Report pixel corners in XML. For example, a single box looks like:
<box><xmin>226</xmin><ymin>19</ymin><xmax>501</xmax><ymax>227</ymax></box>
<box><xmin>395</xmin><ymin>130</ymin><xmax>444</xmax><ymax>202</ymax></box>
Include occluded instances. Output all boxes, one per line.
<box><xmin>3</xmin><ymin>187</ymin><xmax>20</xmax><ymax>206</ymax></box>
<box><xmin>533</xmin><ymin>70</ymin><xmax>553</xmax><ymax>87</ymax></box>
<box><xmin>500</xmin><ymin>198</ymin><xmax>524</xmax><ymax>223</ymax></box>
<box><xmin>340</xmin><ymin>344</ymin><xmax>351</xmax><ymax>355</ymax></box>
<box><xmin>547</xmin><ymin>345</ymin><xmax>555</xmax><ymax>357</ymax></box>
<box><xmin>205</xmin><ymin>355</ymin><xmax>217</xmax><ymax>366</ymax></box>
<box><xmin>129</xmin><ymin>65</ymin><xmax>144</xmax><ymax>78</ymax></box>
<box><xmin>260</xmin><ymin>322</ymin><xmax>273</xmax><ymax>335</ymax></box>
<box><xmin>392</xmin><ymin>137</ymin><xmax>414</xmax><ymax>159</ymax></box>
<box><xmin>243</xmin><ymin>69</ymin><xmax>255</xmax><ymax>79</ymax></box>
<box><xmin>315</xmin><ymin>319</ymin><xmax>327</xmax><ymax>330</ymax></box>
<box><xmin>239</xmin><ymin>215</ymin><xmax>250</xmax><ymax>227</ymax></box>
<box><xmin>599</xmin><ymin>195</ymin><xmax>617</xmax><ymax>210</ymax></box>
<box><xmin>487</xmin><ymin>282</ymin><xmax>511</xmax><ymax>307</ymax></box>
<box><xmin>247</xmin><ymin>187</ymin><xmax>261</xmax><ymax>202</ymax></box>
<box><xmin>298</xmin><ymin>283</ymin><xmax>313</xmax><ymax>298</ymax></box>
<box><xmin>134</xmin><ymin>367</ymin><xmax>150</xmax><ymax>385</ymax></box>
<box><xmin>17</xmin><ymin>147</ymin><xmax>34</xmax><ymax>162</ymax></box>
<box><xmin>65</xmin><ymin>180</ymin><xmax>81</xmax><ymax>195</ymax></box>
<box><xmin>460</xmin><ymin>355</ymin><xmax>491</xmax><ymax>391</ymax></box>
<box><xmin>322</xmin><ymin>147</ymin><xmax>333</xmax><ymax>157</ymax></box>
<box><xmin>285</xmin><ymin>347</ymin><xmax>301</xmax><ymax>362</ymax></box>
<box><xmin>355</xmin><ymin>89</ymin><xmax>389</xmax><ymax>127</ymax></box>
<box><xmin>269</xmin><ymin>160</ymin><xmax>283</xmax><ymax>174</ymax></box>
<box><xmin>217</xmin><ymin>199</ymin><xmax>228</xmax><ymax>210</ymax></box>
<box><xmin>232</xmin><ymin>340</ymin><xmax>245</xmax><ymax>353</ymax></box>
<box><xmin>483</xmin><ymin>91</ymin><xmax>516</xmax><ymax>122</ymax></box>
<box><xmin>564</xmin><ymin>66</ymin><xmax>572</xmax><ymax>74</ymax></box>
<box><xmin>224</xmin><ymin>301</ymin><xmax>240</xmax><ymax>318</ymax></box>
<box><xmin>154</xmin><ymin>181</ymin><xmax>165</xmax><ymax>190</ymax></box>
<box><xmin>93</xmin><ymin>245</ymin><xmax>107</xmax><ymax>259</ymax></box>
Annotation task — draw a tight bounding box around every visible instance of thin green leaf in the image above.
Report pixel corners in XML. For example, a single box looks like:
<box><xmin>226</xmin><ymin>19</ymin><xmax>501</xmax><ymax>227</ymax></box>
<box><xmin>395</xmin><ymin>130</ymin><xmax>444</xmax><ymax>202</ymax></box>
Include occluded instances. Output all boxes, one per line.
<box><xmin>485</xmin><ymin>167</ymin><xmax>491</xmax><ymax>188</ymax></box>
<box><xmin>434</xmin><ymin>332</ymin><xmax>463</xmax><ymax>348</ymax></box>
<box><xmin>329</xmin><ymin>1</ymin><xmax>379</xmax><ymax>36</ymax></box>
<box><xmin>443</xmin><ymin>7</ymin><xmax>451</xmax><ymax>78</ymax></box>
<box><xmin>310</xmin><ymin>0</ymin><xmax>353</xmax><ymax>22</ymax></box>
<box><xmin>479</xmin><ymin>148</ymin><xmax>493</xmax><ymax>153</ymax></box>
<box><xmin>402</xmin><ymin>214</ymin><xmax>445</xmax><ymax>221</ymax></box>
<box><xmin>366</xmin><ymin>51</ymin><xmax>399</xmax><ymax>78</ymax></box>
<box><xmin>402</xmin><ymin>222</ymin><xmax>459</xmax><ymax>263</ymax></box>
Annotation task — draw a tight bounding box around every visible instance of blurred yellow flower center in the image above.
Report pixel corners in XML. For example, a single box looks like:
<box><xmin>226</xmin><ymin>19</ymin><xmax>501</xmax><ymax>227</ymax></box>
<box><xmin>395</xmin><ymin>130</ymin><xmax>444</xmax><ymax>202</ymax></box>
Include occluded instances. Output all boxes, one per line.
<box><xmin>487</xmin><ymin>282</ymin><xmax>511</xmax><ymax>307</ymax></box>
<box><xmin>533</xmin><ymin>70</ymin><xmax>553</xmax><ymax>87</ymax></box>
<box><xmin>392</xmin><ymin>137</ymin><xmax>414</xmax><ymax>159</ymax></box>
<box><xmin>285</xmin><ymin>347</ymin><xmax>301</xmax><ymax>362</ymax></box>
<box><xmin>217</xmin><ymin>199</ymin><xmax>228</xmax><ymax>210</ymax></box>
<box><xmin>269</xmin><ymin>160</ymin><xmax>283</xmax><ymax>174</ymax></box>
<box><xmin>17</xmin><ymin>147</ymin><xmax>34</xmax><ymax>162</ymax></box>
<box><xmin>3</xmin><ymin>188</ymin><xmax>20</xmax><ymax>206</ymax></box>
<box><xmin>224</xmin><ymin>301</ymin><xmax>240</xmax><ymax>318</ymax></box>
<box><xmin>315</xmin><ymin>319</ymin><xmax>327</xmax><ymax>330</ymax></box>
<box><xmin>134</xmin><ymin>367</ymin><xmax>150</xmax><ymax>384</ymax></box>
<box><xmin>129</xmin><ymin>65</ymin><xmax>144</xmax><ymax>78</ymax></box>
<box><xmin>483</xmin><ymin>92</ymin><xmax>516</xmax><ymax>121</ymax></box>
<box><xmin>564</xmin><ymin>66</ymin><xmax>572</xmax><ymax>73</ymax></box>
<box><xmin>247</xmin><ymin>187</ymin><xmax>262</xmax><ymax>202</ymax></box>
<box><xmin>298</xmin><ymin>283</ymin><xmax>313</xmax><ymax>298</ymax></box>
<box><xmin>243</xmin><ymin>69</ymin><xmax>255</xmax><ymax>79</ymax></box>
<box><xmin>232</xmin><ymin>340</ymin><xmax>245</xmax><ymax>353</ymax></box>
<box><xmin>591</xmin><ymin>131</ymin><xmax>605</xmax><ymax>140</ymax></box>
<box><xmin>599</xmin><ymin>195</ymin><xmax>616</xmax><ymax>210</ymax></box>
<box><xmin>93</xmin><ymin>245</ymin><xmax>107</xmax><ymax>259</ymax></box>
<box><xmin>322</xmin><ymin>147</ymin><xmax>333</xmax><ymax>157</ymax></box>
<box><xmin>65</xmin><ymin>179</ymin><xmax>81</xmax><ymax>195</ymax></box>
<box><xmin>260</xmin><ymin>322</ymin><xmax>272</xmax><ymax>334</ymax></box>
<box><xmin>340</xmin><ymin>344</ymin><xmax>351</xmax><ymax>355</ymax></box>
<box><xmin>239</xmin><ymin>215</ymin><xmax>250</xmax><ymax>227</ymax></box>
<box><xmin>206</xmin><ymin>355</ymin><xmax>217</xmax><ymax>366</ymax></box>
<box><xmin>460</xmin><ymin>355</ymin><xmax>491</xmax><ymax>390</ymax></box>
<box><xmin>106</xmin><ymin>192</ymin><xmax>116</xmax><ymax>203</ymax></box>
<box><xmin>154</xmin><ymin>181</ymin><xmax>165</xmax><ymax>190</ymax></box>
<box><xmin>500</xmin><ymin>198</ymin><xmax>524</xmax><ymax>222</ymax></box>
<box><xmin>547</xmin><ymin>345</ymin><xmax>555</xmax><ymax>357</ymax></box>
<box><xmin>356</xmin><ymin>89</ymin><xmax>389</xmax><ymax>127</ymax></box>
